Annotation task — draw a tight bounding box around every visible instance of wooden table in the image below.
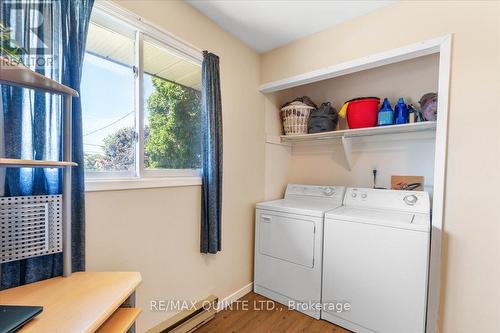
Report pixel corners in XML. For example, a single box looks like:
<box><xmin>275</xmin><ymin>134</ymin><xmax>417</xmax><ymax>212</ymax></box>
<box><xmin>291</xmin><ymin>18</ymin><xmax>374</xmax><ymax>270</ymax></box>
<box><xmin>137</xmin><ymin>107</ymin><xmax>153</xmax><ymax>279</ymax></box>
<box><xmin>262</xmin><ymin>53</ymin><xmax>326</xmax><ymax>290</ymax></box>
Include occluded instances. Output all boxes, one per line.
<box><xmin>0</xmin><ymin>272</ymin><xmax>142</xmax><ymax>333</ymax></box>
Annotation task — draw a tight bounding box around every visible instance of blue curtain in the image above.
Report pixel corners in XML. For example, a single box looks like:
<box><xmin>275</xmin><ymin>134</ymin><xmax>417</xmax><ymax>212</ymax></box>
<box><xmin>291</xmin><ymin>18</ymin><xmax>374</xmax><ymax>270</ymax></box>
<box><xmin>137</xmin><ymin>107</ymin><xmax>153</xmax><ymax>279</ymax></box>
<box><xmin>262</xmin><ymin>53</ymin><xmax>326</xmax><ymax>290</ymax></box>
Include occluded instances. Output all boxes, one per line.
<box><xmin>200</xmin><ymin>51</ymin><xmax>223</xmax><ymax>254</ymax></box>
<box><xmin>0</xmin><ymin>0</ymin><xmax>94</xmax><ymax>289</ymax></box>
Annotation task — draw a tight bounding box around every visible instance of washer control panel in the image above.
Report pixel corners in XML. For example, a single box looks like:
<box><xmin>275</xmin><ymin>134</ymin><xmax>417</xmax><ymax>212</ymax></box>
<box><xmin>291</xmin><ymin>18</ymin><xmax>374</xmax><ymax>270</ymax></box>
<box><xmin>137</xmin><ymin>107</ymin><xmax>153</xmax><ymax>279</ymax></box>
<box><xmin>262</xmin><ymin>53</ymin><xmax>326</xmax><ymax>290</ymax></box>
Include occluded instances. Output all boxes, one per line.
<box><xmin>344</xmin><ymin>187</ymin><xmax>430</xmax><ymax>213</ymax></box>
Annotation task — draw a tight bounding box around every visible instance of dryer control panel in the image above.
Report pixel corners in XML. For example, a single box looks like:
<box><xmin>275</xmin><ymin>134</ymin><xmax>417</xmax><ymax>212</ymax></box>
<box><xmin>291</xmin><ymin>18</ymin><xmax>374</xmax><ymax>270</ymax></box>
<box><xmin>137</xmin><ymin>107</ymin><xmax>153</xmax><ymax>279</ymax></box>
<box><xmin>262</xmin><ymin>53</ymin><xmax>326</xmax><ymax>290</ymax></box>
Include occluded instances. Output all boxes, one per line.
<box><xmin>344</xmin><ymin>187</ymin><xmax>430</xmax><ymax>213</ymax></box>
<box><xmin>285</xmin><ymin>184</ymin><xmax>346</xmax><ymax>200</ymax></box>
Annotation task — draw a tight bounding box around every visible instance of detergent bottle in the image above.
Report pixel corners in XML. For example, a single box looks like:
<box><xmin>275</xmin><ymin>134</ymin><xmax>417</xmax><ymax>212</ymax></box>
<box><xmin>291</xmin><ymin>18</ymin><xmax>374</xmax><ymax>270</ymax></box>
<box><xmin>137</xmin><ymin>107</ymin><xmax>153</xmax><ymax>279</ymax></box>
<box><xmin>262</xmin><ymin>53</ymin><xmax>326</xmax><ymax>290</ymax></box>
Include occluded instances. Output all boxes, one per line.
<box><xmin>394</xmin><ymin>97</ymin><xmax>409</xmax><ymax>124</ymax></box>
<box><xmin>377</xmin><ymin>98</ymin><xmax>393</xmax><ymax>126</ymax></box>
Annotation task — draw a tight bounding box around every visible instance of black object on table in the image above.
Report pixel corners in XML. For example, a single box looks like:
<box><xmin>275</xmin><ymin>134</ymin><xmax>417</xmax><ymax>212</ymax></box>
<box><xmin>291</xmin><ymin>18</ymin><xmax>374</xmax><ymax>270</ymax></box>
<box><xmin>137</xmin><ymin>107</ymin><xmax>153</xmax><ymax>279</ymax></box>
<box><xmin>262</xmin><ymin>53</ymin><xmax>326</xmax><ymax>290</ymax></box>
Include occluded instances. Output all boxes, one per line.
<box><xmin>0</xmin><ymin>305</ymin><xmax>43</xmax><ymax>333</ymax></box>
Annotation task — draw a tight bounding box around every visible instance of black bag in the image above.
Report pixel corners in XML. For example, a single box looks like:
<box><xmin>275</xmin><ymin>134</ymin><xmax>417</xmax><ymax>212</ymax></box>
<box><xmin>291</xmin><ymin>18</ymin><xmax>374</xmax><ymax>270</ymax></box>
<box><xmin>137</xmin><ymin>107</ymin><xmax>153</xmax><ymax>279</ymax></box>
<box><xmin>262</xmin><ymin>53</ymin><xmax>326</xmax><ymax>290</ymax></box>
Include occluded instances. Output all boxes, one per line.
<box><xmin>308</xmin><ymin>102</ymin><xmax>339</xmax><ymax>133</ymax></box>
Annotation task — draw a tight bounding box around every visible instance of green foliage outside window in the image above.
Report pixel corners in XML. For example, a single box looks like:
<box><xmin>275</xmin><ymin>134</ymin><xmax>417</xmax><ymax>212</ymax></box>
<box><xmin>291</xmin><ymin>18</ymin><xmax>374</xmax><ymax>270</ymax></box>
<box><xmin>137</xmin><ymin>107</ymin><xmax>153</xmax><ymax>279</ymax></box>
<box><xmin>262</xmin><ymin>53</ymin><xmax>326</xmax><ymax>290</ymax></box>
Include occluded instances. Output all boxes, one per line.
<box><xmin>145</xmin><ymin>77</ymin><xmax>201</xmax><ymax>169</ymax></box>
<box><xmin>84</xmin><ymin>77</ymin><xmax>201</xmax><ymax>171</ymax></box>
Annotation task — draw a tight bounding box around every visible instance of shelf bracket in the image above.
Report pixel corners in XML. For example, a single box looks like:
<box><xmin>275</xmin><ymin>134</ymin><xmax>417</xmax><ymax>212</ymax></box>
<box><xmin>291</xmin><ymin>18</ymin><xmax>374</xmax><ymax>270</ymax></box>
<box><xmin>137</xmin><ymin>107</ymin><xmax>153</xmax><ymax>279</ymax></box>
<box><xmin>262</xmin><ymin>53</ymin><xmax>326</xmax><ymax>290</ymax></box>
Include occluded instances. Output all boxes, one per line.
<box><xmin>341</xmin><ymin>135</ymin><xmax>353</xmax><ymax>171</ymax></box>
<box><xmin>266</xmin><ymin>134</ymin><xmax>291</xmax><ymax>147</ymax></box>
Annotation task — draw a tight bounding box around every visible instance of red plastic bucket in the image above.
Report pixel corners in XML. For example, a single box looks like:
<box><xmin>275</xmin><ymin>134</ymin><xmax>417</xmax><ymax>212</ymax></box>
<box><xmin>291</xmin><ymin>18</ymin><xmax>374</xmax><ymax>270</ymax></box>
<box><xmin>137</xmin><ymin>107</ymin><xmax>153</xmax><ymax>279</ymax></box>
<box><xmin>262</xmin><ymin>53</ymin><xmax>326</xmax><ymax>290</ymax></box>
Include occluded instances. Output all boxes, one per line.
<box><xmin>345</xmin><ymin>97</ymin><xmax>380</xmax><ymax>129</ymax></box>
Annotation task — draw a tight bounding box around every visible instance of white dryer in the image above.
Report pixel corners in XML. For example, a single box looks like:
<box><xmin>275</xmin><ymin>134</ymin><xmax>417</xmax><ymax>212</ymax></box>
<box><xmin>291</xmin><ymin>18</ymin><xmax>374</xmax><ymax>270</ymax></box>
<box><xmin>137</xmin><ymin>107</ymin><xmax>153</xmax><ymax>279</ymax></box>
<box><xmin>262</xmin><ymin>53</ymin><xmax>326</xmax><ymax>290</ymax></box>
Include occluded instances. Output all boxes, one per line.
<box><xmin>254</xmin><ymin>184</ymin><xmax>345</xmax><ymax>319</ymax></box>
<box><xmin>322</xmin><ymin>187</ymin><xmax>431</xmax><ymax>333</ymax></box>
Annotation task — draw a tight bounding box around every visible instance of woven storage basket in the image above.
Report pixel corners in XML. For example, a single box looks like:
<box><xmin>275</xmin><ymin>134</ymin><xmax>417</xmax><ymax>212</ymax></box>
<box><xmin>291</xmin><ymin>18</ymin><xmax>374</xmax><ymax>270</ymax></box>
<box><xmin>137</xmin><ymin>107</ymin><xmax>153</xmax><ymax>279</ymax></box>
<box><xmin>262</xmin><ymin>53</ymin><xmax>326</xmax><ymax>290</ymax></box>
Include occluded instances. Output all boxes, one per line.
<box><xmin>281</xmin><ymin>101</ymin><xmax>315</xmax><ymax>135</ymax></box>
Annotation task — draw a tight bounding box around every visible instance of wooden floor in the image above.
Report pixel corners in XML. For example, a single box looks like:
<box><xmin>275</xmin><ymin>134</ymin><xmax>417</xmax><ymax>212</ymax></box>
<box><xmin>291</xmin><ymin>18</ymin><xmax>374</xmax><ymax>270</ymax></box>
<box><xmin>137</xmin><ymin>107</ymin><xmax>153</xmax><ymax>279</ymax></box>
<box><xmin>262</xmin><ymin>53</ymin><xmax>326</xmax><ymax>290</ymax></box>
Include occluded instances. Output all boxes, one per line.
<box><xmin>195</xmin><ymin>292</ymin><xmax>350</xmax><ymax>333</ymax></box>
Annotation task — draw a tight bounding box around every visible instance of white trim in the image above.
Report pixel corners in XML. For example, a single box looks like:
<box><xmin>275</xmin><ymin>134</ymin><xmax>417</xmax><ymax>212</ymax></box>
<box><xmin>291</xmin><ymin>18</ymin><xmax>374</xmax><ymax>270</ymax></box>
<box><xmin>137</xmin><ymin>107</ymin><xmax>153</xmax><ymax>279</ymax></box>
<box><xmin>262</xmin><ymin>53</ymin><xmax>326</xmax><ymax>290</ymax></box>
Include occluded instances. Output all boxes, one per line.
<box><xmin>426</xmin><ymin>33</ymin><xmax>452</xmax><ymax>333</ymax></box>
<box><xmin>93</xmin><ymin>1</ymin><xmax>203</xmax><ymax>64</ymax></box>
<box><xmin>217</xmin><ymin>282</ymin><xmax>254</xmax><ymax>312</ymax></box>
<box><xmin>143</xmin><ymin>168</ymin><xmax>201</xmax><ymax>178</ymax></box>
<box><xmin>259</xmin><ymin>35</ymin><xmax>448</xmax><ymax>93</ymax></box>
<box><xmin>90</xmin><ymin>6</ymin><xmax>136</xmax><ymax>39</ymax></box>
<box><xmin>85</xmin><ymin>176</ymin><xmax>201</xmax><ymax>192</ymax></box>
<box><xmin>135</xmin><ymin>31</ymin><xmax>145</xmax><ymax>178</ymax></box>
<box><xmin>85</xmin><ymin>170</ymin><xmax>135</xmax><ymax>179</ymax></box>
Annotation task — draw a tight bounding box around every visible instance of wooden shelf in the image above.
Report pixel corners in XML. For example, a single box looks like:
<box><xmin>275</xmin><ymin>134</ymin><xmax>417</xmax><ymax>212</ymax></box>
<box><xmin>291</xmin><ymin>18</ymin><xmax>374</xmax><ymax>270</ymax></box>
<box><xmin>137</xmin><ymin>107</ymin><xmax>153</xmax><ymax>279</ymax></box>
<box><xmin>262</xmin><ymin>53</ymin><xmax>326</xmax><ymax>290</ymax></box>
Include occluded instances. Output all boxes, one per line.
<box><xmin>96</xmin><ymin>308</ymin><xmax>142</xmax><ymax>333</ymax></box>
<box><xmin>281</xmin><ymin>122</ymin><xmax>436</xmax><ymax>143</ymax></box>
<box><xmin>0</xmin><ymin>158</ymin><xmax>77</xmax><ymax>168</ymax></box>
<box><xmin>0</xmin><ymin>272</ymin><xmax>142</xmax><ymax>333</ymax></box>
<box><xmin>0</xmin><ymin>56</ymin><xmax>78</xmax><ymax>96</ymax></box>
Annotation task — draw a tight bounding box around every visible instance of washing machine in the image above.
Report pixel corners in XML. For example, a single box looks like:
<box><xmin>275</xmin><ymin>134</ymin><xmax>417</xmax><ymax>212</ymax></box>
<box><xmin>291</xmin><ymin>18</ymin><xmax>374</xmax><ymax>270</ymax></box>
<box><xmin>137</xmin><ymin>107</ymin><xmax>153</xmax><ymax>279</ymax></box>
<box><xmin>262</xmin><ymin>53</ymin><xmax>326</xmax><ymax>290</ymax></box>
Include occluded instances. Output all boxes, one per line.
<box><xmin>254</xmin><ymin>184</ymin><xmax>346</xmax><ymax>319</ymax></box>
<box><xmin>322</xmin><ymin>187</ymin><xmax>431</xmax><ymax>333</ymax></box>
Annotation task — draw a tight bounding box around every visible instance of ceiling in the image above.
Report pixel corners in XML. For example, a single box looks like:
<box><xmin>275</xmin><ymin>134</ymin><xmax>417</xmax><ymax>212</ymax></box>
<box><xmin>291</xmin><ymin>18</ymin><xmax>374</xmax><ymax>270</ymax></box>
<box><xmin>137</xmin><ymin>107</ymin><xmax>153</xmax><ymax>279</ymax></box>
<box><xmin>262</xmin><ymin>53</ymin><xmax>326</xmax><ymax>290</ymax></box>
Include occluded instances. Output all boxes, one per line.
<box><xmin>186</xmin><ymin>0</ymin><xmax>395</xmax><ymax>53</ymax></box>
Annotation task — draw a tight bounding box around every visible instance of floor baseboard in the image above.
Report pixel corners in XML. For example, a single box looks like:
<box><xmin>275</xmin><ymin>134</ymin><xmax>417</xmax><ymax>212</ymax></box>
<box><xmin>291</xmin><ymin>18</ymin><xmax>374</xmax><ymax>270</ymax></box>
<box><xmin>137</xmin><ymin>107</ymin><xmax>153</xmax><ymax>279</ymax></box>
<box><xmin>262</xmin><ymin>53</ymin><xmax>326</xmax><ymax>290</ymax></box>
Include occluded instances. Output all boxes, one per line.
<box><xmin>217</xmin><ymin>282</ymin><xmax>253</xmax><ymax>312</ymax></box>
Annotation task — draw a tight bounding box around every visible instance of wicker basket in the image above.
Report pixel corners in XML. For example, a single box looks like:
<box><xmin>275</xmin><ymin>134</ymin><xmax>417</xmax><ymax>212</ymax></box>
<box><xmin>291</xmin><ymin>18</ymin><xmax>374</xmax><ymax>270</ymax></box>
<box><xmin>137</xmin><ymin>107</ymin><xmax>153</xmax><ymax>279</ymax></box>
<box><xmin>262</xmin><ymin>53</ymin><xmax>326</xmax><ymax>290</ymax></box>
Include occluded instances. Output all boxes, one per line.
<box><xmin>281</xmin><ymin>101</ymin><xmax>315</xmax><ymax>135</ymax></box>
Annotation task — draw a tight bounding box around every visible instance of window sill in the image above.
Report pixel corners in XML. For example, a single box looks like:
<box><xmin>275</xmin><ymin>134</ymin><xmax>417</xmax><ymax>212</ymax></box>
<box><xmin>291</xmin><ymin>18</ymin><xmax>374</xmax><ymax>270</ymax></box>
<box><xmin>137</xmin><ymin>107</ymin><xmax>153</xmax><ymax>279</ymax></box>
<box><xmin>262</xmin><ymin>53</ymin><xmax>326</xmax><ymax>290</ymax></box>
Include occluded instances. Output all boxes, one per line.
<box><xmin>85</xmin><ymin>176</ymin><xmax>202</xmax><ymax>192</ymax></box>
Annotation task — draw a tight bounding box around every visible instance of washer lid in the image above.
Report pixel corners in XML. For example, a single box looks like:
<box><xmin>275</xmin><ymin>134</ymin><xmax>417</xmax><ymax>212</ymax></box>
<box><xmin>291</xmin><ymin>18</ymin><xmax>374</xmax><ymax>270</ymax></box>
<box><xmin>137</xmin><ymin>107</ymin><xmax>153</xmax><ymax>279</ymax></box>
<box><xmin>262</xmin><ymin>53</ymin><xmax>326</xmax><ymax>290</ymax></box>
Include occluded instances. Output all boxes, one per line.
<box><xmin>256</xmin><ymin>198</ymin><xmax>342</xmax><ymax>217</ymax></box>
<box><xmin>325</xmin><ymin>206</ymin><xmax>430</xmax><ymax>232</ymax></box>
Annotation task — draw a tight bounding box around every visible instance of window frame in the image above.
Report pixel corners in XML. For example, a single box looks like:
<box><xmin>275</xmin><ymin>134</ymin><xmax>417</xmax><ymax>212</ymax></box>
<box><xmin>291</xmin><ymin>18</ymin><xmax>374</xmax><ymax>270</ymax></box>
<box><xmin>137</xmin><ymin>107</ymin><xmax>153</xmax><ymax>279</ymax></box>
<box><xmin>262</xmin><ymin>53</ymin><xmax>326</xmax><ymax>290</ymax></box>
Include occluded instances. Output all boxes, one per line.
<box><xmin>84</xmin><ymin>2</ymin><xmax>203</xmax><ymax>191</ymax></box>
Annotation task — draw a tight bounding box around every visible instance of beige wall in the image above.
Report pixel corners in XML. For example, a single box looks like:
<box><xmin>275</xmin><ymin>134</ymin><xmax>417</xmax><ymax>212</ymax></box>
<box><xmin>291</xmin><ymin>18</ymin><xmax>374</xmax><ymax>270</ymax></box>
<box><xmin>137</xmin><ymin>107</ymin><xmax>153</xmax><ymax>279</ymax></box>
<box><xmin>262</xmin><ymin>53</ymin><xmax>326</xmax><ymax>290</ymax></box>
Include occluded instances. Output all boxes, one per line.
<box><xmin>264</xmin><ymin>90</ymin><xmax>293</xmax><ymax>200</ymax></box>
<box><xmin>261</xmin><ymin>1</ymin><xmax>500</xmax><ymax>332</ymax></box>
<box><xmin>86</xmin><ymin>1</ymin><xmax>265</xmax><ymax>331</ymax></box>
<box><xmin>288</xmin><ymin>54</ymin><xmax>439</xmax><ymax>125</ymax></box>
<box><xmin>84</xmin><ymin>1</ymin><xmax>500</xmax><ymax>332</ymax></box>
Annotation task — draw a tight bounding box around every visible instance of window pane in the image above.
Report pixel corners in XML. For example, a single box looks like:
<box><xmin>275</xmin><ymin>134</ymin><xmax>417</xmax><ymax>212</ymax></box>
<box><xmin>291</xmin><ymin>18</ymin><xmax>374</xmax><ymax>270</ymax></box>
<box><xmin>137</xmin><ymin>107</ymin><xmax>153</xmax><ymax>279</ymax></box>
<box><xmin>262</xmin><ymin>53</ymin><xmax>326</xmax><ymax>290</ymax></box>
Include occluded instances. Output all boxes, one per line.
<box><xmin>143</xmin><ymin>37</ymin><xmax>202</xmax><ymax>170</ymax></box>
<box><xmin>81</xmin><ymin>21</ymin><xmax>136</xmax><ymax>173</ymax></box>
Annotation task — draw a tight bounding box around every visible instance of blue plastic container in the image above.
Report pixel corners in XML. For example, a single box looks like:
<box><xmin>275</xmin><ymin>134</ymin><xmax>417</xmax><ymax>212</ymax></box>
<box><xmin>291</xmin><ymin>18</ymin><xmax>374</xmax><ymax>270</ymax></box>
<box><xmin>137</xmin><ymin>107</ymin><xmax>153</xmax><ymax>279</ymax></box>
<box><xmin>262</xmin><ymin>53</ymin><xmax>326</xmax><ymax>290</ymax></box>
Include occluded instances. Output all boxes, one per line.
<box><xmin>394</xmin><ymin>97</ymin><xmax>409</xmax><ymax>124</ymax></box>
<box><xmin>377</xmin><ymin>98</ymin><xmax>394</xmax><ymax>126</ymax></box>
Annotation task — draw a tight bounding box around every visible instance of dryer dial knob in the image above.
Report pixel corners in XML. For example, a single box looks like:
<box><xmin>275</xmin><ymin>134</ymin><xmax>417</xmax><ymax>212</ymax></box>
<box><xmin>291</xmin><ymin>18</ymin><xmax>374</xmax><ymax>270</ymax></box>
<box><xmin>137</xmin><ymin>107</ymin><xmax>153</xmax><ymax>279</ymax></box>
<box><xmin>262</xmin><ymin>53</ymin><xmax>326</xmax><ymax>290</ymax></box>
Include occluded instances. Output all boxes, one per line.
<box><xmin>361</xmin><ymin>194</ymin><xmax>367</xmax><ymax>199</ymax></box>
<box><xmin>404</xmin><ymin>194</ymin><xmax>418</xmax><ymax>205</ymax></box>
<box><xmin>324</xmin><ymin>187</ymin><xmax>334</xmax><ymax>196</ymax></box>
<box><xmin>351</xmin><ymin>193</ymin><xmax>357</xmax><ymax>198</ymax></box>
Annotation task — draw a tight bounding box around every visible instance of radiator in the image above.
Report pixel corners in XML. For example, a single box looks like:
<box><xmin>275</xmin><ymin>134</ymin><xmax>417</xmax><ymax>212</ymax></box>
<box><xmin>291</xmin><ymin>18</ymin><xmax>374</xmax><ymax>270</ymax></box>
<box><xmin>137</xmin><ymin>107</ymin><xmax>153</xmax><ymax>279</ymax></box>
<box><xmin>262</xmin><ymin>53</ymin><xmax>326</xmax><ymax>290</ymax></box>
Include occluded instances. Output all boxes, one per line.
<box><xmin>0</xmin><ymin>195</ymin><xmax>62</xmax><ymax>264</ymax></box>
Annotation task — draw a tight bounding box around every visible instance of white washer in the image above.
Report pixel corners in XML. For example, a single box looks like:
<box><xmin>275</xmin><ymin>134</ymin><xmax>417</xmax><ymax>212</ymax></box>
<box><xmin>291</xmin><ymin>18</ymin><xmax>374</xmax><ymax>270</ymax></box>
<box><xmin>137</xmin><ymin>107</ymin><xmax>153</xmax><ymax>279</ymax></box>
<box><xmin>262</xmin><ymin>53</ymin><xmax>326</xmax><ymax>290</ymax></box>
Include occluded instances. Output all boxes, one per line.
<box><xmin>322</xmin><ymin>187</ymin><xmax>431</xmax><ymax>333</ymax></box>
<box><xmin>254</xmin><ymin>184</ymin><xmax>346</xmax><ymax>319</ymax></box>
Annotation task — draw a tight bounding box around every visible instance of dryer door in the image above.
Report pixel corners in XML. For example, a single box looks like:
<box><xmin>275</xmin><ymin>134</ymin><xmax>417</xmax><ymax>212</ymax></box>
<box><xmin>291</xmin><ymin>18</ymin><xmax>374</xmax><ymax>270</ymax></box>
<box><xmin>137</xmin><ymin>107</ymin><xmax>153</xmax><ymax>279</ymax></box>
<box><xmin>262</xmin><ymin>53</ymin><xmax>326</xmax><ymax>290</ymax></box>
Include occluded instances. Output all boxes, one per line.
<box><xmin>254</xmin><ymin>209</ymin><xmax>324</xmax><ymax>318</ymax></box>
<box><xmin>259</xmin><ymin>211</ymin><xmax>316</xmax><ymax>268</ymax></box>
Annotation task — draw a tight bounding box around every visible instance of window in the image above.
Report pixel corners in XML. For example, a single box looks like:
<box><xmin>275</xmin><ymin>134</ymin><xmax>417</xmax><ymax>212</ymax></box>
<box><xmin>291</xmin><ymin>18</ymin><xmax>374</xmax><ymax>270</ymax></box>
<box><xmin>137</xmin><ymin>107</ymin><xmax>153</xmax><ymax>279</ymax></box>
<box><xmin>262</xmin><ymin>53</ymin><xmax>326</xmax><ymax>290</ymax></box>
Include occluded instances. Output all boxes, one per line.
<box><xmin>81</xmin><ymin>7</ymin><xmax>202</xmax><ymax>185</ymax></box>
<box><xmin>142</xmin><ymin>37</ymin><xmax>202</xmax><ymax>174</ymax></box>
<box><xmin>82</xmin><ymin>19</ymin><xmax>136</xmax><ymax>176</ymax></box>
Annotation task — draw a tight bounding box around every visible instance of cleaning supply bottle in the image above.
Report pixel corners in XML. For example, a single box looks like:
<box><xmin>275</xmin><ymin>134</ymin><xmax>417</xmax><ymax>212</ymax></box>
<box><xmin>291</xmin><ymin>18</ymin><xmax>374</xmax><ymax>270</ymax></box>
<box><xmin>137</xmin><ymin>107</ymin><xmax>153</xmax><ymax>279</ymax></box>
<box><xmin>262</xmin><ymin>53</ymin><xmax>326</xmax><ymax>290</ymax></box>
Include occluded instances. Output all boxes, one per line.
<box><xmin>408</xmin><ymin>104</ymin><xmax>417</xmax><ymax>123</ymax></box>
<box><xmin>394</xmin><ymin>97</ymin><xmax>409</xmax><ymax>124</ymax></box>
<box><xmin>377</xmin><ymin>98</ymin><xmax>394</xmax><ymax>126</ymax></box>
